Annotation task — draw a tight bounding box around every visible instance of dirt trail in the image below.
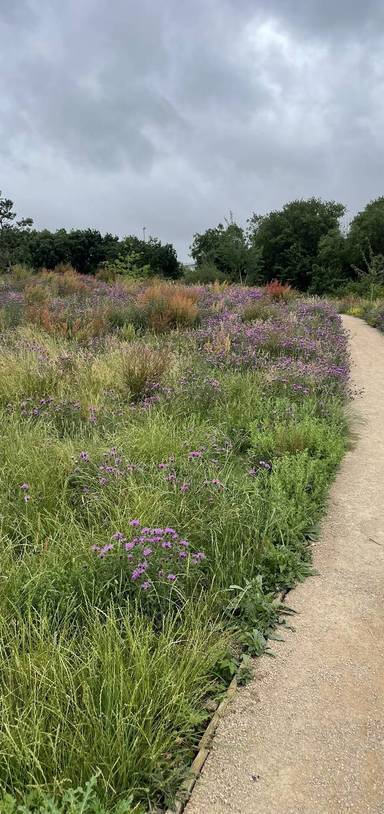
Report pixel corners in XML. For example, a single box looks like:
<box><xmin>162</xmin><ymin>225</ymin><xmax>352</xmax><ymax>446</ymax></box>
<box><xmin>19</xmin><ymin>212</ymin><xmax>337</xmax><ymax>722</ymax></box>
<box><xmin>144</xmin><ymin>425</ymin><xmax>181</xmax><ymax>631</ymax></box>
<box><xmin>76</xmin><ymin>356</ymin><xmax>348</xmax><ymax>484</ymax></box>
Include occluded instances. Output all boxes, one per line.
<box><xmin>186</xmin><ymin>316</ymin><xmax>384</xmax><ymax>814</ymax></box>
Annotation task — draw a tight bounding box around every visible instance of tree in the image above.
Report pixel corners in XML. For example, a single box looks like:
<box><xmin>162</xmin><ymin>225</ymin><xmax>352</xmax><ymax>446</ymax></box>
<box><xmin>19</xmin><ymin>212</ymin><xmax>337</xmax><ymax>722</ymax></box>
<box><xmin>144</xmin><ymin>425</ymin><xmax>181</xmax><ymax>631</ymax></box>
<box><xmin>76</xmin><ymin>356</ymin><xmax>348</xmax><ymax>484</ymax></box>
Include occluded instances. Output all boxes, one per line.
<box><xmin>346</xmin><ymin>197</ymin><xmax>384</xmax><ymax>267</ymax></box>
<box><xmin>0</xmin><ymin>191</ymin><xmax>33</xmax><ymax>271</ymax></box>
<box><xmin>26</xmin><ymin>229</ymin><xmax>119</xmax><ymax>274</ymax></box>
<box><xmin>248</xmin><ymin>198</ymin><xmax>346</xmax><ymax>290</ymax></box>
<box><xmin>118</xmin><ymin>236</ymin><xmax>180</xmax><ymax>279</ymax></box>
<box><xmin>190</xmin><ymin>216</ymin><xmax>263</xmax><ymax>284</ymax></box>
<box><xmin>309</xmin><ymin>229</ymin><xmax>349</xmax><ymax>294</ymax></box>
<box><xmin>352</xmin><ymin>245</ymin><xmax>384</xmax><ymax>301</ymax></box>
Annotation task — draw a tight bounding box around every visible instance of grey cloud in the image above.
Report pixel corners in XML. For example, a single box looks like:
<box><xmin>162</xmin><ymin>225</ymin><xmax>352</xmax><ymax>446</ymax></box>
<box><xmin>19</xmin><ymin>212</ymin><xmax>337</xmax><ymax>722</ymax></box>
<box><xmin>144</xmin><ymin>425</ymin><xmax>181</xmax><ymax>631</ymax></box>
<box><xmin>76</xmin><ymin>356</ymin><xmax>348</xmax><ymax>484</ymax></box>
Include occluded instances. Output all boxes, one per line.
<box><xmin>1</xmin><ymin>0</ymin><xmax>384</xmax><ymax>259</ymax></box>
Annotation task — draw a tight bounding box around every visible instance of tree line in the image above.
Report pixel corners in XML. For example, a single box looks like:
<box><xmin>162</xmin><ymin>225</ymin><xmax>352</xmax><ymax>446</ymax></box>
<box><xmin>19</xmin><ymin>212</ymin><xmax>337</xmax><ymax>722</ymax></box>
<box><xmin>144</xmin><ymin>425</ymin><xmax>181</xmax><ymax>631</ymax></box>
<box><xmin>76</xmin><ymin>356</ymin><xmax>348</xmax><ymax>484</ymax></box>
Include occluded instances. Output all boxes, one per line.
<box><xmin>189</xmin><ymin>197</ymin><xmax>384</xmax><ymax>292</ymax></box>
<box><xmin>0</xmin><ymin>192</ymin><xmax>180</xmax><ymax>279</ymax></box>
<box><xmin>1</xmin><ymin>190</ymin><xmax>384</xmax><ymax>291</ymax></box>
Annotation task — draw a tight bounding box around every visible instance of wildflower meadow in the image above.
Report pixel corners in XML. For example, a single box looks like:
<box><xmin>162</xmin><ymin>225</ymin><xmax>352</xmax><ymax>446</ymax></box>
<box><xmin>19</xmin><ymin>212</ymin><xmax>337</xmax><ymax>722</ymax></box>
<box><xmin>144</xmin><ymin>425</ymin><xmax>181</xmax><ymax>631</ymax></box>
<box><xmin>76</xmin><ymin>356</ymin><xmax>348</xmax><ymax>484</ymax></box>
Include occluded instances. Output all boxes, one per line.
<box><xmin>0</xmin><ymin>271</ymin><xmax>350</xmax><ymax>812</ymax></box>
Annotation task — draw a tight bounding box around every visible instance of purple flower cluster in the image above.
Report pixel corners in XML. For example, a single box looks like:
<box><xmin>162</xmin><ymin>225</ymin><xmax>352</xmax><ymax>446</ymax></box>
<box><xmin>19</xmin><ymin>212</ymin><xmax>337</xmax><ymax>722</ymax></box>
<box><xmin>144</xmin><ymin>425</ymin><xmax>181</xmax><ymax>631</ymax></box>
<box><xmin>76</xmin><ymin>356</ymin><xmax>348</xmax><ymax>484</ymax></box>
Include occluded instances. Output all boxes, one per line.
<box><xmin>91</xmin><ymin>521</ymin><xmax>206</xmax><ymax>592</ymax></box>
<box><xmin>196</xmin><ymin>296</ymin><xmax>349</xmax><ymax>396</ymax></box>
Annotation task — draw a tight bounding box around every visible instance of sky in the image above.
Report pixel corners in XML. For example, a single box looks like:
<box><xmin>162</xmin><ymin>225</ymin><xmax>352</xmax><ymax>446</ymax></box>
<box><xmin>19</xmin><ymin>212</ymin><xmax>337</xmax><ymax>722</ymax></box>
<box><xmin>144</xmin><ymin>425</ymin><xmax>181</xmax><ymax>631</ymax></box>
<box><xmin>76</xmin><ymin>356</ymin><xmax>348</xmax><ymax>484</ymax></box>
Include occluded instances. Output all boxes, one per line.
<box><xmin>1</xmin><ymin>0</ymin><xmax>384</xmax><ymax>261</ymax></box>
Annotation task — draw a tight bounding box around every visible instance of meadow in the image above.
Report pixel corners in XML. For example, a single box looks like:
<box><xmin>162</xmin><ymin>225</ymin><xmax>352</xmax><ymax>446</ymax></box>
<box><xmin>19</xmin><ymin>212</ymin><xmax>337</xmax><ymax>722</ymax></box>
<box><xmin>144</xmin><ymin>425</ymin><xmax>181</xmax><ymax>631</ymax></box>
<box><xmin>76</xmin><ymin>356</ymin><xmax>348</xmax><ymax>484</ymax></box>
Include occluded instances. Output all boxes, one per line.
<box><xmin>0</xmin><ymin>270</ymin><xmax>350</xmax><ymax>813</ymax></box>
<box><xmin>336</xmin><ymin>293</ymin><xmax>384</xmax><ymax>332</ymax></box>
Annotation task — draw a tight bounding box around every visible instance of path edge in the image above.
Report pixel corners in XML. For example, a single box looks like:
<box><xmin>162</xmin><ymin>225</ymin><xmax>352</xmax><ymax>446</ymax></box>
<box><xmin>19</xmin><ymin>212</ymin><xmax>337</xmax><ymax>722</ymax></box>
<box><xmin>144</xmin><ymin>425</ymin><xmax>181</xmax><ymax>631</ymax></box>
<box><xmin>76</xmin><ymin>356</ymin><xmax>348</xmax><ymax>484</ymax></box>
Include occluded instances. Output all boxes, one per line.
<box><xmin>165</xmin><ymin>590</ymin><xmax>287</xmax><ymax>814</ymax></box>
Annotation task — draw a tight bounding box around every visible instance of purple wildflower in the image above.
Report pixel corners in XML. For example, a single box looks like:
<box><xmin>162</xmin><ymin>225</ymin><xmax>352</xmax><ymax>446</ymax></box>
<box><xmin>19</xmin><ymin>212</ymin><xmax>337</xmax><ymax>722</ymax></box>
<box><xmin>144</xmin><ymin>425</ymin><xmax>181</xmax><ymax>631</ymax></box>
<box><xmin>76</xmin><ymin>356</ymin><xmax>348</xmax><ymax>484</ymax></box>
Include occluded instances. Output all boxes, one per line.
<box><xmin>79</xmin><ymin>451</ymin><xmax>90</xmax><ymax>462</ymax></box>
<box><xmin>20</xmin><ymin>483</ymin><xmax>30</xmax><ymax>491</ymax></box>
<box><xmin>112</xmin><ymin>531</ymin><xmax>126</xmax><ymax>542</ymax></box>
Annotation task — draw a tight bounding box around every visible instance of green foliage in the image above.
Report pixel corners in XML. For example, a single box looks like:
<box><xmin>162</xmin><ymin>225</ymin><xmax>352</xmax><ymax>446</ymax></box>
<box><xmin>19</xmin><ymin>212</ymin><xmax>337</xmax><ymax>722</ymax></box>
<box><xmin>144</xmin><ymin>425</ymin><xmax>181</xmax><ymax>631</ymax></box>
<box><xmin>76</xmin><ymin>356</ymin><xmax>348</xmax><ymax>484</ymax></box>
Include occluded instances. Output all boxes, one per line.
<box><xmin>0</xmin><ymin>285</ymin><xmax>349</xmax><ymax>809</ymax></box>
<box><xmin>352</xmin><ymin>246</ymin><xmax>384</xmax><ymax>302</ymax></box>
<box><xmin>0</xmin><ymin>776</ymin><xmax>137</xmax><ymax>813</ymax></box>
<box><xmin>190</xmin><ymin>216</ymin><xmax>263</xmax><ymax>284</ymax></box>
<box><xmin>346</xmin><ymin>196</ymin><xmax>384</xmax><ymax>266</ymax></box>
<box><xmin>0</xmin><ymin>192</ymin><xmax>33</xmax><ymax>272</ymax></box>
<box><xmin>248</xmin><ymin>198</ymin><xmax>346</xmax><ymax>290</ymax></box>
<box><xmin>103</xmin><ymin>251</ymin><xmax>152</xmax><ymax>280</ymax></box>
<box><xmin>183</xmin><ymin>262</ymin><xmax>228</xmax><ymax>284</ymax></box>
<box><xmin>118</xmin><ymin>236</ymin><xmax>180</xmax><ymax>280</ymax></box>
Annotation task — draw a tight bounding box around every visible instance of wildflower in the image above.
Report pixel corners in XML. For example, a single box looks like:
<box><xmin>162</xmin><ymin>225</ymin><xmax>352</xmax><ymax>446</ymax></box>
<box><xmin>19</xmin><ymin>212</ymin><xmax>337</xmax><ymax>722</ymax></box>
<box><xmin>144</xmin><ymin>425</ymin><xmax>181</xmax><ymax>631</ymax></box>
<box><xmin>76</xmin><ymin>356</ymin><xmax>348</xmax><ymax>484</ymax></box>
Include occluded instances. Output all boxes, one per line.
<box><xmin>180</xmin><ymin>482</ymin><xmax>190</xmax><ymax>492</ymax></box>
<box><xmin>79</xmin><ymin>451</ymin><xmax>90</xmax><ymax>462</ymax></box>
<box><xmin>98</xmin><ymin>543</ymin><xmax>114</xmax><ymax>558</ymax></box>
<box><xmin>98</xmin><ymin>477</ymin><xmax>108</xmax><ymax>486</ymax></box>
<box><xmin>158</xmin><ymin>463</ymin><xmax>167</xmax><ymax>470</ymax></box>
<box><xmin>188</xmin><ymin>450</ymin><xmax>202</xmax><ymax>459</ymax></box>
<box><xmin>179</xmin><ymin>551</ymin><xmax>187</xmax><ymax>559</ymax></box>
<box><xmin>125</xmin><ymin>541</ymin><xmax>135</xmax><ymax>551</ymax></box>
<box><xmin>141</xmin><ymin>580</ymin><xmax>152</xmax><ymax>590</ymax></box>
<box><xmin>164</xmin><ymin>527</ymin><xmax>176</xmax><ymax>534</ymax></box>
<box><xmin>143</xmin><ymin>547</ymin><xmax>152</xmax><ymax>557</ymax></box>
<box><xmin>20</xmin><ymin>483</ymin><xmax>30</xmax><ymax>491</ymax></box>
<box><xmin>179</xmin><ymin>539</ymin><xmax>189</xmax><ymax>547</ymax></box>
<box><xmin>167</xmin><ymin>573</ymin><xmax>177</xmax><ymax>582</ymax></box>
<box><xmin>129</xmin><ymin>519</ymin><xmax>141</xmax><ymax>527</ymax></box>
<box><xmin>112</xmin><ymin>531</ymin><xmax>126</xmax><ymax>542</ymax></box>
<box><xmin>24</xmin><ymin>494</ymin><xmax>30</xmax><ymax>503</ymax></box>
<box><xmin>162</xmin><ymin>541</ymin><xmax>172</xmax><ymax>550</ymax></box>
<box><xmin>192</xmin><ymin>551</ymin><xmax>206</xmax><ymax>562</ymax></box>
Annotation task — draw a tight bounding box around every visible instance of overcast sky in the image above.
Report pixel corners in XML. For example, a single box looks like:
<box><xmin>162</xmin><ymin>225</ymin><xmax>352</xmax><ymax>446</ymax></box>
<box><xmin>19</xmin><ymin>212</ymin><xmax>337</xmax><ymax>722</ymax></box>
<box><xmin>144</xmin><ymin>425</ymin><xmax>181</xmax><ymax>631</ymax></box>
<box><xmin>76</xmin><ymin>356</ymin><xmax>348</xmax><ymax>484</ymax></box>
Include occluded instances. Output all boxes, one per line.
<box><xmin>1</xmin><ymin>0</ymin><xmax>384</xmax><ymax>260</ymax></box>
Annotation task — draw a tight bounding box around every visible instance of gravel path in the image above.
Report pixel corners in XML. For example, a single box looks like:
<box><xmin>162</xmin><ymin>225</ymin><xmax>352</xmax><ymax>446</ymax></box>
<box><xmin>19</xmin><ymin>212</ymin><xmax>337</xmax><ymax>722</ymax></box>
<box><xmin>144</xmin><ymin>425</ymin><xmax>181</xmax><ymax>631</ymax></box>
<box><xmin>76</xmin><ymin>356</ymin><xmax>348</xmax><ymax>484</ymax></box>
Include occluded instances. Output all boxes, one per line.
<box><xmin>186</xmin><ymin>315</ymin><xmax>384</xmax><ymax>814</ymax></box>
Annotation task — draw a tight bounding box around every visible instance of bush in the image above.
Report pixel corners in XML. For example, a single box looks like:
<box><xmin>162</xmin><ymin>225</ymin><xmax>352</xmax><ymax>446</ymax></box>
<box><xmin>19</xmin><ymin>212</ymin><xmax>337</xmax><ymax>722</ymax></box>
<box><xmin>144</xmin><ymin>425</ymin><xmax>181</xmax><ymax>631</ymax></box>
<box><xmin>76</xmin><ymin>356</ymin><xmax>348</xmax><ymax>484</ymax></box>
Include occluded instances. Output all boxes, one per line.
<box><xmin>183</xmin><ymin>262</ymin><xmax>227</xmax><ymax>284</ymax></box>
<box><xmin>265</xmin><ymin>279</ymin><xmax>295</xmax><ymax>301</ymax></box>
<box><xmin>134</xmin><ymin>283</ymin><xmax>199</xmax><ymax>332</ymax></box>
<box><xmin>118</xmin><ymin>343</ymin><xmax>169</xmax><ymax>400</ymax></box>
<box><xmin>242</xmin><ymin>299</ymin><xmax>280</xmax><ymax>322</ymax></box>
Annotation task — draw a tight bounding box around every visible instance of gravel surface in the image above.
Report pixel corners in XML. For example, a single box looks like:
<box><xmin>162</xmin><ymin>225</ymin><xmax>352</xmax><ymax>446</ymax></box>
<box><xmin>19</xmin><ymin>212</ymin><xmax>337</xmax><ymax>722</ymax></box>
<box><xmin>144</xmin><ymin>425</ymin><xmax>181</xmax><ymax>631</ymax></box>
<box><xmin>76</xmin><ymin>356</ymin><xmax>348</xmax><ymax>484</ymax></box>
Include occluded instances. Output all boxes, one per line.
<box><xmin>186</xmin><ymin>315</ymin><xmax>384</xmax><ymax>814</ymax></box>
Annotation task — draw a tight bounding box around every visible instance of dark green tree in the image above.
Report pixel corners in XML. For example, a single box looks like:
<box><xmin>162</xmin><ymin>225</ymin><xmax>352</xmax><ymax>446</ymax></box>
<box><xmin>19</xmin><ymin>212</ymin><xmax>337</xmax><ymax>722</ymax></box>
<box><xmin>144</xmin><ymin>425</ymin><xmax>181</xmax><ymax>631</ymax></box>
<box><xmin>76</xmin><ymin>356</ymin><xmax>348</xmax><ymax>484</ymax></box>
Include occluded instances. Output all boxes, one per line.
<box><xmin>118</xmin><ymin>235</ymin><xmax>180</xmax><ymax>279</ymax></box>
<box><xmin>190</xmin><ymin>217</ymin><xmax>263</xmax><ymax>284</ymax></box>
<box><xmin>26</xmin><ymin>229</ymin><xmax>119</xmax><ymax>274</ymax></box>
<box><xmin>0</xmin><ymin>191</ymin><xmax>33</xmax><ymax>270</ymax></box>
<box><xmin>309</xmin><ymin>229</ymin><xmax>349</xmax><ymax>294</ymax></box>
<box><xmin>346</xmin><ymin>197</ymin><xmax>384</xmax><ymax>267</ymax></box>
<box><xmin>248</xmin><ymin>198</ymin><xmax>346</xmax><ymax>290</ymax></box>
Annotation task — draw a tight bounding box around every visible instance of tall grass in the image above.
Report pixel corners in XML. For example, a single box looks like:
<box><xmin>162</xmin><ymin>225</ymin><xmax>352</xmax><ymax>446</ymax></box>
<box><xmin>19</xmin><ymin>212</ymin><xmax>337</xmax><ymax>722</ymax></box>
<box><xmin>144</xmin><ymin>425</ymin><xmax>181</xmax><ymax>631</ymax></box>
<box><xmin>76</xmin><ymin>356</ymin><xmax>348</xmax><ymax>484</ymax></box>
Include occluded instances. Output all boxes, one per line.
<box><xmin>0</xmin><ymin>283</ymin><xmax>350</xmax><ymax>810</ymax></box>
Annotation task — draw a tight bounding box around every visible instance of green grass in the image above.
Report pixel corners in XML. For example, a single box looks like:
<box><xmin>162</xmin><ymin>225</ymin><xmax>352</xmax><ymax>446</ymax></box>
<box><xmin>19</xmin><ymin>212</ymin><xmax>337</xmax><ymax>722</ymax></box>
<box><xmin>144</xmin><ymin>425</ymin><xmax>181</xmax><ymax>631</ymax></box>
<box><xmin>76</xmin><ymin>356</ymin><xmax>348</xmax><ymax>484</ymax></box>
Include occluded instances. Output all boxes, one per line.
<box><xmin>0</xmin><ymin>291</ymin><xmax>349</xmax><ymax>811</ymax></box>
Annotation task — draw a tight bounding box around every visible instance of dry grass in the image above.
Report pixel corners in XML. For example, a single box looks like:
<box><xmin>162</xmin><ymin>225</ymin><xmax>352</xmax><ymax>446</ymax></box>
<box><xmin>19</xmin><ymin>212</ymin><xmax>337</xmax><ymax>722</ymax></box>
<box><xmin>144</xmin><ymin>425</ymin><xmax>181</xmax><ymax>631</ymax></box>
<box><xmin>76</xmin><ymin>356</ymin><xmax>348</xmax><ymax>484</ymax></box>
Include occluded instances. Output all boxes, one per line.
<box><xmin>135</xmin><ymin>283</ymin><xmax>199</xmax><ymax>332</ymax></box>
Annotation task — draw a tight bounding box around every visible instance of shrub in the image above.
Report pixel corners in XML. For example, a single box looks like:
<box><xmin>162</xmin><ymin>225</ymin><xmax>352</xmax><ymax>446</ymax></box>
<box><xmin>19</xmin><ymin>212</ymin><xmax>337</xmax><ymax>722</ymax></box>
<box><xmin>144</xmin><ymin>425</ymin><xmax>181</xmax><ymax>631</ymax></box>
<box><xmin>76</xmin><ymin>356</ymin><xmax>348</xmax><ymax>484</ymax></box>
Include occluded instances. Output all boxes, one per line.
<box><xmin>54</xmin><ymin>268</ymin><xmax>88</xmax><ymax>297</ymax></box>
<box><xmin>118</xmin><ymin>343</ymin><xmax>169</xmax><ymax>400</ymax></box>
<box><xmin>134</xmin><ymin>283</ymin><xmax>199</xmax><ymax>332</ymax></box>
<box><xmin>183</xmin><ymin>262</ymin><xmax>227</xmax><ymax>285</ymax></box>
<box><xmin>96</xmin><ymin>265</ymin><xmax>117</xmax><ymax>283</ymax></box>
<box><xmin>24</xmin><ymin>284</ymin><xmax>51</xmax><ymax>307</ymax></box>
<box><xmin>265</xmin><ymin>279</ymin><xmax>295</xmax><ymax>301</ymax></box>
<box><xmin>242</xmin><ymin>299</ymin><xmax>280</xmax><ymax>322</ymax></box>
<box><xmin>10</xmin><ymin>264</ymin><xmax>34</xmax><ymax>288</ymax></box>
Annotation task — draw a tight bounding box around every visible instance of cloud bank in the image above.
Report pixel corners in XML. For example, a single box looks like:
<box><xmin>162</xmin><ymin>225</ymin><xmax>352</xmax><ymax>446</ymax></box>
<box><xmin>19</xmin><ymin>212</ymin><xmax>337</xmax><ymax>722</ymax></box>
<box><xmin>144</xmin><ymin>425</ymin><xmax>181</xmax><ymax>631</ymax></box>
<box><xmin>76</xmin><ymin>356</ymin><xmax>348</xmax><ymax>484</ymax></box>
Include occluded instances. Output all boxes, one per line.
<box><xmin>1</xmin><ymin>0</ymin><xmax>383</xmax><ymax>259</ymax></box>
